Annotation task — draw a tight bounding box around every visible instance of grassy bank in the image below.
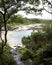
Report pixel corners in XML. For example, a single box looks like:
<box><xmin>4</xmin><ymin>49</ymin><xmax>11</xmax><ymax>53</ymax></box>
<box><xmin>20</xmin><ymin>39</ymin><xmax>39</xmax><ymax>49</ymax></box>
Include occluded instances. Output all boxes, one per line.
<box><xmin>7</xmin><ymin>15</ymin><xmax>52</xmax><ymax>28</ymax></box>
<box><xmin>8</xmin><ymin>19</ymin><xmax>52</xmax><ymax>27</ymax></box>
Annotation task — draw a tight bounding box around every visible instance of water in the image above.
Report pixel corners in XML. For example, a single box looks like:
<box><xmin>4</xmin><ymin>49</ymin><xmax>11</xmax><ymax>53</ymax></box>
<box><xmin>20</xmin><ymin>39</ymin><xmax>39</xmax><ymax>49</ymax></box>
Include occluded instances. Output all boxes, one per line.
<box><xmin>7</xmin><ymin>30</ymin><xmax>34</xmax><ymax>48</ymax></box>
<box><xmin>8</xmin><ymin>30</ymin><xmax>33</xmax><ymax>65</ymax></box>
<box><xmin>8</xmin><ymin>30</ymin><xmax>37</xmax><ymax>65</ymax></box>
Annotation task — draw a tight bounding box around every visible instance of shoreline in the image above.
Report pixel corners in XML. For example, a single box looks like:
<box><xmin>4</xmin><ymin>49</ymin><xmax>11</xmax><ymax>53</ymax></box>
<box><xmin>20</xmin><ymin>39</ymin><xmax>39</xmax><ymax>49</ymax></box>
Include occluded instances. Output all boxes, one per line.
<box><xmin>2</xmin><ymin>24</ymin><xmax>42</xmax><ymax>31</ymax></box>
<box><xmin>14</xmin><ymin>24</ymin><xmax>42</xmax><ymax>31</ymax></box>
<box><xmin>1</xmin><ymin>24</ymin><xmax>42</xmax><ymax>49</ymax></box>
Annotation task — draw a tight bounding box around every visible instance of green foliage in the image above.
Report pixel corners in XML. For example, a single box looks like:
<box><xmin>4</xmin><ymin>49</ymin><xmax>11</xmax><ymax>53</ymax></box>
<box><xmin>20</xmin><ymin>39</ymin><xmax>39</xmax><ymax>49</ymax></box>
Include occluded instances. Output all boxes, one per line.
<box><xmin>22</xmin><ymin>31</ymin><xmax>47</xmax><ymax>52</ymax></box>
<box><xmin>8</xmin><ymin>15</ymin><xmax>24</xmax><ymax>24</ymax></box>
<box><xmin>7</xmin><ymin>15</ymin><xmax>37</xmax><ymax>27</ymax></box>
<box><xmin>0</xmin><ymin>53</ymin><xmax>17</xmax><ymax>65</ymax></box>
<box><xmin>21</xmin><ymin>49</ymin><xmax>34</xmax><ymax>60</ymax></box>
<box><xmin>22</xmin><ymin>24</ymin><xmax>52</xmax><ymax>65</ymax></box>
<box><xmin>0</xmin><ymin>43</ymin><xmax>17</xmax><ymax>65</ymax></box>
<box><xmin>43</xmin><ymin>23</ymin><xmax>52</xmax><ymax>41</ymax></box>
<box><xmin>8</xmin><ymin>16</ymin><xmax>52</xmax><ymax>27</ymax></box>
<box><xmin>33</xmin><ymin>43</ymin><xmax>52</xmax><ymax>65</ymax></box>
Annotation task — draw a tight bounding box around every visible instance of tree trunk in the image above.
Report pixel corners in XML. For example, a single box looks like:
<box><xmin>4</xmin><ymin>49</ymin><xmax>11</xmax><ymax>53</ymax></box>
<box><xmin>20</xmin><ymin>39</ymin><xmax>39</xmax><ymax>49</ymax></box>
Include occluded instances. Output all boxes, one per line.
<box><xmin>1</xmin><ymin>13</ymin><xmax>7</xmax><ymax>53</ymax></box>
<box><xmin>0</xmin><ymin>22</ymin><xmax>4</xmax><ymax>54</ymax></box>
<box><xmin>3</xmin><ymin>14</ymin><xmax>7</xmax><ymax>46</ymax></box>
<box><xmin>0</xmin><ymin>24</ymin><xmax>1</xmax><ymax>38</ymax></box>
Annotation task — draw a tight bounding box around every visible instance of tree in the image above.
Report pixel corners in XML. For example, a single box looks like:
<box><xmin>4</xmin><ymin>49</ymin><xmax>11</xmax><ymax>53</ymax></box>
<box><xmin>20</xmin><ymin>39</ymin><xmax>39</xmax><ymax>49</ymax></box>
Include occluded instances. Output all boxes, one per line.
<box><xmin>0</xmin><ymin>0</ymin><xmax>52</xmax><ymax>53</ymax></box>
<box><xmin>21</xmin><ymin>0</ymin><xmax>52</xmax><ymax>15</ymax></box>
<box><xmin>0</xmin><ymin>0</ymin><xmax>22</xmax><ymax>53</ymax></box>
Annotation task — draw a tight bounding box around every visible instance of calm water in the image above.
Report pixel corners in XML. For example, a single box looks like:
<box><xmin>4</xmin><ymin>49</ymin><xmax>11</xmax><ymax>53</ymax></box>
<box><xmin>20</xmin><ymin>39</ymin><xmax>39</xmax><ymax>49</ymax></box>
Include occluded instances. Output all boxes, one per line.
<box><xmin>8</xmin><ymin>30</ymin><xmax>34</xmax><ymax>47</ymax></box>
<box><xmin>9</xmin><ymin>30</ymin><xmax>37</xmax><ymax>65</ymax></box>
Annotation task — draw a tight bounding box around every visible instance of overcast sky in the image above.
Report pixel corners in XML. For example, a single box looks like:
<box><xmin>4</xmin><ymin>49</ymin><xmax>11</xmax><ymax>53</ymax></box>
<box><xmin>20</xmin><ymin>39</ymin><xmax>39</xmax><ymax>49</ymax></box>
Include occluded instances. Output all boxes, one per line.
<box><xmin>17</xmin><ymin>0</ymin><xmax>52</xmax><ymax>20</ymax></box>
<box><xmin>17</xmin><ymin>10</ymin><xmax>52</xmax><ymax>20</ymax></box>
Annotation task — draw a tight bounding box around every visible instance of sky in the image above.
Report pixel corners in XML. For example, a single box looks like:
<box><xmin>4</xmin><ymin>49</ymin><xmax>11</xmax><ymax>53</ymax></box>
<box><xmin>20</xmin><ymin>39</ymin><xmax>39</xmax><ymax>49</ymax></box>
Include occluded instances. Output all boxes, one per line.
<box><xmin>0</xmin><ymin>0</ymin><xmax>52</xmax><ymax>20</ymax></box>
<box><xmin>17</xmin><ymin>10</ymin><xmax>52</xmax><ymax>20</ymax></box>
<box><xmin>17</xmin><ymin>0</ymin><xmax>52</xmax><ymax>20</ymax></box>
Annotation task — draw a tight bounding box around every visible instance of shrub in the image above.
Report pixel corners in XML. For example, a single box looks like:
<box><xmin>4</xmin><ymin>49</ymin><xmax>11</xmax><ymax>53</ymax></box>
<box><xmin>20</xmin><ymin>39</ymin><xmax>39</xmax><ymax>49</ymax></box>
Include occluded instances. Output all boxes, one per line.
<box><xmin>22</xmin><ymin>23</ymin><xmax>52</xmax><ymax>65</ymax></box>
<box><xmin>0</xmin><ymin>43</ymin><xmax>17</xmax><ymax>65</ymax></box>
<box><xmin>21</xmin><ymin>49</ymin><xmax>34</xmax><ymax>60</ymax></box>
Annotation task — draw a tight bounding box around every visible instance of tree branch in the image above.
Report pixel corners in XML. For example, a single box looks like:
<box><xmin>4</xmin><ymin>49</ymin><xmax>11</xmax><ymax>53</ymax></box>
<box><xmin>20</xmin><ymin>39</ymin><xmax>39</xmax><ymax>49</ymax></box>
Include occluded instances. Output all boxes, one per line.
<box><xmin>0</xmin><ymin>11</ymin><xmax>4</xmax><ymax>15</ymax></box>
<box><xmin>46</xmin><ymin>0</ymin><xmax>52</xmax><ymax>6</ymax></box>
<box><xmin>43</xmin><ymin>7</ymin><xmax>52</xmax><ymax>14</ymax></box>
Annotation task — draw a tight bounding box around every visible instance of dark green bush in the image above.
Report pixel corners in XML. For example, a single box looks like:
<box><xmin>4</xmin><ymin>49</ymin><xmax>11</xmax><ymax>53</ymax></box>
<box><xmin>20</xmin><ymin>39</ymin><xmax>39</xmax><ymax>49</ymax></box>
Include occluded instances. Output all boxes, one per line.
<box><xmin>21</xmin><ymin>49</ymin><xmax>34</xmax><ymax>60</ymax></box>
<box><xmin>0</xmin><ymin>43</ymin><xmax>17</xmax><ymax>65</ymax></box>
<box><xmin>22</xmin><ymin>31</ymin><xmax>47</xmax><ymax>52</ymax></box>
<box><xmin>22</xmin><ymin>24</ymin><xmax>52</xmax><ymax>65</ymax></box>
<box><xmin>43</xmin><ymin>24</ymin><xmax>52</xmax><ymax>41</ymax></box>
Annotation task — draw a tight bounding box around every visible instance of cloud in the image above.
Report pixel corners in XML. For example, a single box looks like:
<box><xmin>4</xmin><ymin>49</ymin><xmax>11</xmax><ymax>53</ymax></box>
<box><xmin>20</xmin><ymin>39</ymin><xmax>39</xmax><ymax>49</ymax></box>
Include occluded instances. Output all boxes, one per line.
<box><xmin>17</xmin><ymin>10</ymin><xmax>52</xmax><ymax>20</ymax></box>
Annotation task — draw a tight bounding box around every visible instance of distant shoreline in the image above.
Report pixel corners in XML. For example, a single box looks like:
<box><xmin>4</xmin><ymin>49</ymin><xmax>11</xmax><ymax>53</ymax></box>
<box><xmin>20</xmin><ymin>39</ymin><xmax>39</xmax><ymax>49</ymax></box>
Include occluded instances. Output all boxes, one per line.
<box><xmin>1</xmin><ymin>24</ymin><xmax>42</xmax><ymax>48</ymax></box>
<box><xmin>2</xmin><ymin>24</ymin><xmax>42</xmax><ymax>31</ymax></box>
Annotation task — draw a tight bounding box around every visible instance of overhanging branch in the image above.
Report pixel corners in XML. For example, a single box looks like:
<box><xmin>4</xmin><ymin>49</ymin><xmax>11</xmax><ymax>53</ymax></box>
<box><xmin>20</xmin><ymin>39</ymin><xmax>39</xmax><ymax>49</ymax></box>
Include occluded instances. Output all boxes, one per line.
<box><xmin>43</xmin><ymin>7</ymin><xmax>52</xmax><ymax>14</ymax></box>
<box><xmin>0</xmin><ymin>11</ymin><xmax>4</xmax><ymax>15</ymax></box>
<box><xmin>47</xmin><ymin>0</ymin><xmax>52</xmax><ymax>6</ymax></box>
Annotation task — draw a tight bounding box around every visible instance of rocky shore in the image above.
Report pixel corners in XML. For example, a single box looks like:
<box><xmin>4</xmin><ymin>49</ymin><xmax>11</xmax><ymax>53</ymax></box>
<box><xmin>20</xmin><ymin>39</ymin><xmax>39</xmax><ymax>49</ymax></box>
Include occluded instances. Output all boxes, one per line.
<box><xmin>1</xmin><ymin>24</ymin><xmax>42</xmax><ymax>31</ymax></box>
<box><xmin>10</xmin><ymin>24</ymin><xmax>42</xmax><ymax>31</ymax></box>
